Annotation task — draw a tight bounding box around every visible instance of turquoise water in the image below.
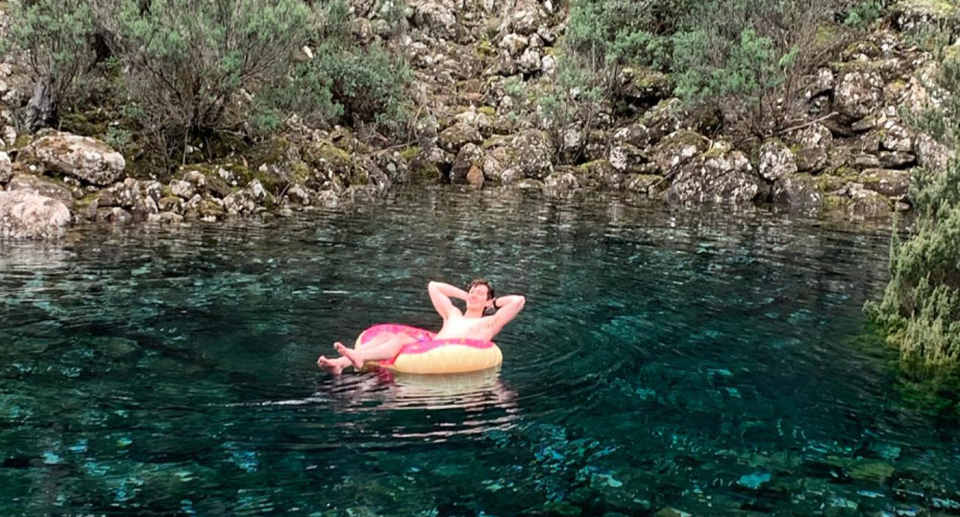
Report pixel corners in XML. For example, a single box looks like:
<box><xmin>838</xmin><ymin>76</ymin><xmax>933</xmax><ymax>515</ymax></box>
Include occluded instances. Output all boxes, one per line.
<box><xmin>1</xmin><ymin>187</ymin><xmax>957</xmax><ymax>516</ymax></box>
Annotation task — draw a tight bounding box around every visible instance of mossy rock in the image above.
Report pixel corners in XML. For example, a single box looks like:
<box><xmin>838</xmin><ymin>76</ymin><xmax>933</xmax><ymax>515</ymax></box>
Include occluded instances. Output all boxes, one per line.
<box><xmin>399</xmin><ymin>145</ymin><xmax>421</xmax><ymax>161</ymax></box>
<box><xmin>58</xmin><ymin>112</ymin><xmax>110</xmax><ymax>138</ymax></box>
<box><xmin>188</xmin><ymin>130</ymin><xmax>248</xmax><ymax>161</ymax></box>
<box><xmin>74</xmin><ymin>193</ymin><xmax>99</xmax><ymax>214</ymax></box>
<box><xmin>823</xmin><ymin>194</ymin><xmax>850</xmax><ymax>210</ymax></box>
<box><xmin>481</xmin><ymin>135</ymin><xmax>509</xmax><ymax>150</ymax></box>
<box><xmin>476</xmin><ymin>39</ymin><xmax>495</xmax><ymax>57</ymax></box>
<box><xmin>304</xmin><ymin>141</ymin><xmax>352</xmax><ymax>169</ymax></box>
<box><xmin>817</xmin><ymin>175</ymin><xmax>846</xmax><ymax>193</ymax></box>
<box><xmin>290</xmin><ymin>161</ymin><xmax>313</xmax><ymax>185</ymax></box>
<box><xmin>13</xmin><ymin>133</ymin><xmax>34</xmax><ymax>150</ymax></box>
<box><xmin>248</xmin><ymin>137</ymin><xmax>294</xmax><ymax>169</ymax></box>
<box><xmin>236</xmin><ymin>166</ymin><xmax>283</xmax><ymax>195</ymax></box>
<box><xmin>408</xmin><ymin>161</ymin><xmax>442</xmax><ymax>183</ymax></box>
<box><xmin>478</xmin><ymin>106</ymin><xmax>497</xmax><ymax>117</ymax></box>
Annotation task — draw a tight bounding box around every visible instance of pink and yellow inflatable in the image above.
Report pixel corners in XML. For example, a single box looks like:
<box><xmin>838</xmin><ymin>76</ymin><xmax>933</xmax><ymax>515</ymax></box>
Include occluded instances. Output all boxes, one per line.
<box><xmin>355</xmin><ymin>324</ymin><xmax>503</xmax><ymax>374</ymax></box>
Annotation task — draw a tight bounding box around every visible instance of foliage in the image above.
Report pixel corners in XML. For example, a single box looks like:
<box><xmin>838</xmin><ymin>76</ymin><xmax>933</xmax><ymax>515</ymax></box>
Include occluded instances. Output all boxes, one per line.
<box><xmin>253</xmin><ymin>0</ymin><xmax>412</xmax><ymax>136</ymax></box>
<box><xmin>109</xmin><ymin>0</ymin><xmax>314</xmax><ymax>159</ymax></box>
<box><xmin>843</xmin><ymin>0</ymin><xmax>887</xmax><ymax>30</ymax></box>
<box><xmin>670</xmin><ymin>0</ymin><xmax>847</xmax><ymax>140</ymax></box>
<box><xmin>867</xmin><ymin>47</ymin><xmax>960</xmax><ymax>380</ymax></box>
<box><xmin>2</xmin><ymin>0</ymin><xmax>97</xmax><ymax>123</ymax></box>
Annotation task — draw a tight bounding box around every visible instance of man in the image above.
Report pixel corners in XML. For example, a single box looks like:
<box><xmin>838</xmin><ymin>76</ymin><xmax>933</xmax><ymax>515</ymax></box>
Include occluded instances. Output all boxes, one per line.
<box><xmin>318</xmin><ymin>279</ymin><xmax>526</xmax><ymax>374</ymax></box>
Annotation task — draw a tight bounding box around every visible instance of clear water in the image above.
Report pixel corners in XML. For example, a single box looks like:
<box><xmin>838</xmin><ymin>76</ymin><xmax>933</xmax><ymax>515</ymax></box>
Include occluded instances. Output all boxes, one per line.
<box><xmin>1</xmin><ymin>187</ymin><xmax>957</xmax><ymax>516</ymax></box>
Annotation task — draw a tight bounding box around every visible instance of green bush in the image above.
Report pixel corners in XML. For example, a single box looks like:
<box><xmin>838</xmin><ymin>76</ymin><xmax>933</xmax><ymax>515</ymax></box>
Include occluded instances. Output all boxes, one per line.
<box><xmin>843</xmin><ymin>0</ymin><xmax>886</xmax><ymax>29</ymax></box>
<box><xmin>2</xmin><ymin>0</ymin><xmax>97</xmax><ymax>129</ymax></box>
<box><xmin>563</xmin><ymin>0</ymin><xmax>687</xmax><ymax>71</ymax></box>
<box><xmin>670</xmin><ymin>0</ymin><xmax>849</xmax><ymax>139</ymax></box>
<box><xmin>867</xmin><ymin>49</ymin><xmax>960</xmax><ymax>379</ymax></box>
<box><xmin>110</xmin><ymin>0</ymin><xmax>315</xmax><ymax>157</ymax></box>
<box><xmin>317</xmin><ymin>42</ymin><xmax>412</xmax><ymax>134</ymax></box>
<box><xmin>254</xmin><ymin>0</ymin><xmax>412</xmax><ymax>136</ymax></box>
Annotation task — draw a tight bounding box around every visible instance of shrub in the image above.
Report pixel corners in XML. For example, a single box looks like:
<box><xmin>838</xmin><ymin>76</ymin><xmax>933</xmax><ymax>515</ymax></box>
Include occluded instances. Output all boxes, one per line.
<box><xmin>843</xmin><ymin>0</ymin><xmax>887</xmax><ymax>29</ymax></box>
<box><xmin>109</xmin><ymin>0</ymin><xmax>315</xmax><ymax>159</ymax></box>
<box><xmin>254</xmin><ymin>0</ymin><xmax>412</xmax><ymax>137</ymax></box>
<box><xmin>2</xmin><ymin>0</ymin><xmax>97</xmax><ymax>130</ymax></box>
<box><xmin>316</xmin><ymin>42</ymin><xmax>412</xmax><ymax>134</ymax></box>
<box><xmin>867</xmin><ymin>46</ymin><xmax>960</xmax><ymax>379</ymax></box>
<box><xmin>671</xmin><ymin>0</ymin><xmax>848</xmax><ymax>140</ymax></box>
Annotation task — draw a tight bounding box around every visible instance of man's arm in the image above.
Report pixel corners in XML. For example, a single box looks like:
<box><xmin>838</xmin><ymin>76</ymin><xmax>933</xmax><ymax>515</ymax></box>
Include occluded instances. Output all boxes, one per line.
<box><xmin>491</xmin><ymin>295</ymin><xmax>526</xmax><ymax>332</ymax></box>
<box><xmin>428</xmin><ymin>281</ymin><xmax>466</xmax><ymax>319</ymax></box>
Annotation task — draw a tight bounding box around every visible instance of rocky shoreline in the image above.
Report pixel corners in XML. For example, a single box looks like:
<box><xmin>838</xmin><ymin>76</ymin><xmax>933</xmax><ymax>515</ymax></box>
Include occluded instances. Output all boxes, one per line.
<box><xmin>1</xmin><ymin>0</ymin><xmax>957</xmax><ymax>239</ymax></box>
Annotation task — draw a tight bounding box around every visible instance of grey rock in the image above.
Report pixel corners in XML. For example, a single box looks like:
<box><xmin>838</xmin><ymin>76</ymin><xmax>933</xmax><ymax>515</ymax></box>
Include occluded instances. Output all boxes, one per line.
<box><xmin>0</xmin><ymin>190</ymin><xmax>71</xmax><ymax>239</ymax></box>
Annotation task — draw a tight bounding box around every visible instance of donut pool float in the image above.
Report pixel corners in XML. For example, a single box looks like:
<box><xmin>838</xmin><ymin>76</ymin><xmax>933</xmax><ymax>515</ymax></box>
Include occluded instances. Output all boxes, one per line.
<box><xmin>355</xmin><ymin>324</ymin><xmax>502</xmax><ymax>374</ymax></box>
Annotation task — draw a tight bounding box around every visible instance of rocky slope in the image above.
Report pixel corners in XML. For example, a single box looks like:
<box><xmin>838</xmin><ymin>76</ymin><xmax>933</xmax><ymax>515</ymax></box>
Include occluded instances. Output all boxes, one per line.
<box><xmin>0</xmin><ymin>0</ymin><xmax>957</xmax><ymax>238</ymax></box>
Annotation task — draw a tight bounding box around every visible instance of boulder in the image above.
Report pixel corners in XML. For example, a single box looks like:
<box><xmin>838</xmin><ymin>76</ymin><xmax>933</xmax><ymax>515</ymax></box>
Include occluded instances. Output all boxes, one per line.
<box><xmin>652</xmin><ymin>131</ymin><xmax>708</xmax><ymax>176</ymax></box>
<box><xmin>451</xmin><ymin>143</ymin><xmax>484</xmax><ymax>184</ymax></box>
<box><xmin>543</xmin><ymin>170</ymin><xmax>579</xmax><ymax>198</ymax></box>
<box><xmin>413</xmin><ymin>2</ymin><xmax>461</xmax><ymax>41</ymax></box>
<box><xmin>169</xmin><ymin>180</ymin><xmax>197</xmax><ymax>200</ymax></box>
<box><xmin>0</xmin><ymin>151</ymin><xmax>11</xmax><ymax>184</ymax></box>
<box><xmin>772</xmin><ymin>174</ymin><xmax>823</xmax><ymax>208</ymax></box>
<box><xmin>664</xmin><ymin>148</ymin><xmax>765</xmax><ymax>205</ymax></box>
<box><xmin>0</xmin><ymin>191</ymin><xmax>71</xmax><ymax>239</ymax></box>
<box><xmin>915</xmin><ymin>134</ymin><xmax>954</xmax><ymax>172</ymax></box>
<box><xmin>758</xmin><ymin>139</ymin><xmax>798</xmax><ymax>181</ymax></box>
<box><xmin>466</xmin><ymin>164</ymin><xmax>485</xmax><ymax>188</ymax></box>
<box><xmin>18</xmin><ymin>132</ymin><xmax>125</xmax><ymax>186</ymax></box>
<box><xmin>858</xmin><ymin>168</ymin><xmax>911</xmax><ymax>197</ymax></box>
<box><xmin>835</xmin><ymin>70</ymin><xmax>885</xmax><ymax>121</ymax></box>
<box><xmin>511</xmin><ymin>130</ymin><xmax>554</xmax><ymax>180</ymax></box>
<box><xmin>6</xmin><ymin>174</ymin><xmax>75</xmax><ymax>209</ymax></box>
<box><xmin>439</xmin><ymin>123</ymin><xmax>483</xmax><ymax>153</ymax></box>
<box><xmin>847</xmin><ymin>183</ymin><xmax>892</xmax><ymax>216</ymax></box>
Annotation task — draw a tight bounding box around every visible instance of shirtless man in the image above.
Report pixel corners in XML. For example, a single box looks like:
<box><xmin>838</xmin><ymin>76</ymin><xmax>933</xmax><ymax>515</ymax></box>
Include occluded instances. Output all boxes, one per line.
<box><xmin>317</xmin><ymin>279</ymin><xmax>526</xmax><ymax>374</ymax></box>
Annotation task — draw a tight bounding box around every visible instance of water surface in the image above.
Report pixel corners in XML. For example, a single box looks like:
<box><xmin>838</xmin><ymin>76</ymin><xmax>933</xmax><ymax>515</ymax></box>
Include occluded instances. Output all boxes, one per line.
<box><xmin>2</xmin><ymin>187</ymin><xmax>956</xmax><ymax>516</ymax></box>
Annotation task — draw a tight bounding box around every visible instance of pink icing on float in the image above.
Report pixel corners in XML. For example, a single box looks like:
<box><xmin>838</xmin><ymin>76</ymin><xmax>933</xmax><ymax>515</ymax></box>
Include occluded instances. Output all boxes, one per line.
<box><xmin>355</xmin><ymin>324</ymin><xmax>503</xmax><ymax>374</ymax></box>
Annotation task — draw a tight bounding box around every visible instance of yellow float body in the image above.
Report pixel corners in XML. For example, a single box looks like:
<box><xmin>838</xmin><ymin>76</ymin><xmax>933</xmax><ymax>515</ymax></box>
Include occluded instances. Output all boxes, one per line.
<box><xmin>355</xmin><ymin>324</ymin><xmax>502</xmax><ymax>375</ymax></box>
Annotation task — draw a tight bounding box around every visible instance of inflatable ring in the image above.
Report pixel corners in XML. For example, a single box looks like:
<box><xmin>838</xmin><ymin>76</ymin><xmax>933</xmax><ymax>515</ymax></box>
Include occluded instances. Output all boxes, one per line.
<box><xmin>354</xmin><ymin>324</ymin><xmax>503</xmax><ymax>374</ymax></box>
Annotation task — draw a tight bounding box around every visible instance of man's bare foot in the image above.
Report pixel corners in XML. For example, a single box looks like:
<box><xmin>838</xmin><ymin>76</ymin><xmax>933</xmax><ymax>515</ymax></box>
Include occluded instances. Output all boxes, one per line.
<box><xmin>317</xmin><ymin>355</ymin><xmax>345</xmax><ymax>375</ymax></box>
<box><xmin>334</xmin><ymin>342</ymin><xmax>365</xmax><ymax>370</ymax></box>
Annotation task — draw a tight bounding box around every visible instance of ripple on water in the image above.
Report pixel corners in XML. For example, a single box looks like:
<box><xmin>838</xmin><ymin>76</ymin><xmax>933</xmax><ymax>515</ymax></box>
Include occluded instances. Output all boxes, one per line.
<box><xmin>3</xmin><ymin>187</ymin><xmax>955</xmax><ymax>516</ymax></box>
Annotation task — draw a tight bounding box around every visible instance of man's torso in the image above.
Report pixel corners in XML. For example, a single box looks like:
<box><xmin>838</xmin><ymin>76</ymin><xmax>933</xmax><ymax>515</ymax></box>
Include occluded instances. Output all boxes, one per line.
<box><xmin>434</xmin><ymin>314</ymin><xmax>498</xmax><ymax>341</ymax></box>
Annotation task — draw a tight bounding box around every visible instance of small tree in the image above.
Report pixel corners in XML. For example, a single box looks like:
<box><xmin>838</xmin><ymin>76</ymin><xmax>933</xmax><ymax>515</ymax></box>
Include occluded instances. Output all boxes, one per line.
<box><xmin>3</xmin><ymin>0</ymin><xmax>97</xmax><ymax>130</ymax></box>
<box><xmin>671</xmin><ymin>0</ymin><xmax>848</xmax><ymax>141</ymax></box>
<box><xmin>110</xmin><ymin>0</ymin><xmax>315</xmax><ymax>161</ymax></box>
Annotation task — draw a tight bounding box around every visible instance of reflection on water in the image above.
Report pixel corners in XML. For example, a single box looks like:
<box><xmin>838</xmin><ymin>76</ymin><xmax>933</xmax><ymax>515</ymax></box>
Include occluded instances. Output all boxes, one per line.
<box><xmin>2</xmin><ymin>187</ymin><xmax>957</xmax><ymax>516</ymax></box>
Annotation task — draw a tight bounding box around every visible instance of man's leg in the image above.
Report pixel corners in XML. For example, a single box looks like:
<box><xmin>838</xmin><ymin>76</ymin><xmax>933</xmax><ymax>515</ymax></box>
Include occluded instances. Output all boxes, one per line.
<box><xmin>318</xmin><ymin>330</ymin><xmax>402</xmax><ymax>374</ymax></box>
<box><xmin>334</xmin><ymin>335</ymin><xmax>417</xmax><ymax>370</ymax></box>
<box><xmin>317</xmin><ymin>355</ymin><xmax>351</xmax><ymax>374</ymax></box>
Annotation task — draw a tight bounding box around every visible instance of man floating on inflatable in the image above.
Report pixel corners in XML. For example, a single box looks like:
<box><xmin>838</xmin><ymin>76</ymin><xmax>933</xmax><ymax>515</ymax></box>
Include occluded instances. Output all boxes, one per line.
<box><xmin>318</xmin><ymin>279</ymin><xmax>526</xmax><ymax>375</ymax></box>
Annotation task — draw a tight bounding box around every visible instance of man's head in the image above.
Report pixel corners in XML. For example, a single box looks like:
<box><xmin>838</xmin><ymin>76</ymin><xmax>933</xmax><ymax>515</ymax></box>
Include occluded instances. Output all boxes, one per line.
<box><xmin>467</xmin><ymin>278</ymin><xmax>495</xmax><ymax>311</ymax></box>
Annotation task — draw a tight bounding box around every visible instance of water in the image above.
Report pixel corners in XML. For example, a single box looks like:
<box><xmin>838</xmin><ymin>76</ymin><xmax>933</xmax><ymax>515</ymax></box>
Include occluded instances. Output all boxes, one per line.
<box><xmin>1</xmin><ymin>187</ymin><xmax>957</xmax><ymax>516</ymax></box>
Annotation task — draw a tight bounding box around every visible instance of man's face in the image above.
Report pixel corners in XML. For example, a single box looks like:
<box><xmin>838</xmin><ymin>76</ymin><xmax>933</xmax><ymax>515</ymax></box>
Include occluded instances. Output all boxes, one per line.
<box><xmin>467</xmin><ymin>284</ymin><xmax>491</xmax><ymax>310</ymax></box>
